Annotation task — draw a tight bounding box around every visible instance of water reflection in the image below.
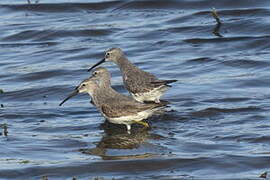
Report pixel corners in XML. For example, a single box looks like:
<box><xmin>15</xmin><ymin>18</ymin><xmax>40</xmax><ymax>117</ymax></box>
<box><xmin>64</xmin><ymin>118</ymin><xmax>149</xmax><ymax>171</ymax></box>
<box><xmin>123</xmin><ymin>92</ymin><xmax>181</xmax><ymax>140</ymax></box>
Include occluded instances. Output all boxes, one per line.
<box><xmin>212</xmin><ymin>22</ymin><xmax>223</xmax><ymax>38</ymax></box>
<box><xmin>79</xmin><ymin>122</ymin><xmax>162</xmax><ymax>160</ymax></box>
<box><xmin>0</xmin><ymin>123</ymin><xmax>8</xmax><ymax>137</ymax></box>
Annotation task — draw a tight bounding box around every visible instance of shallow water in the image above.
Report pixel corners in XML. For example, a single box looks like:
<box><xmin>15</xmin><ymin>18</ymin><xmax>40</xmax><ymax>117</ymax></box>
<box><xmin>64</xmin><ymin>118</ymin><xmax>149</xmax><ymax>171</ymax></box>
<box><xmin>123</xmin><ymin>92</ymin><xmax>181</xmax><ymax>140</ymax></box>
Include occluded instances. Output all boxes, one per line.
<box><xmin>1</xmin><ymin>0</ymin><xmax>270</xmax><ymax>179</ymax></box>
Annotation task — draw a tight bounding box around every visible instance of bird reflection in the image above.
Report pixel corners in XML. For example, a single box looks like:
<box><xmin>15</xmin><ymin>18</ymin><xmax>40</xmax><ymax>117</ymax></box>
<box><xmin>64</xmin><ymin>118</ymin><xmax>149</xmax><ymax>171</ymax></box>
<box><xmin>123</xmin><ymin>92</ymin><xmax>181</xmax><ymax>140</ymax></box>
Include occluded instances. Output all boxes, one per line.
<box><xmin>79</xmin><ymin>121</ymin><xmax>163</xmax><ymax>160</ymax></box>
<box><xmin>213</xmin><ymin>22</ymin><xmax>223</xmax><ymax>38</ymax></box>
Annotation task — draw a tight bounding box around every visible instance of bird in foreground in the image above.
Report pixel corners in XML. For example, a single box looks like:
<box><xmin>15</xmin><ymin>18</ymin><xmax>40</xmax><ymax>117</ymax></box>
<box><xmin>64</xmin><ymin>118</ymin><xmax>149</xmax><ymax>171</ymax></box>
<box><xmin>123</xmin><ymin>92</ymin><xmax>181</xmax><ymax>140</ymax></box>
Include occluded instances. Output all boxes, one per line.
<box><xmin>59</xmin><ymin>72</ymin><xmax>166</xmax><ymax>132</ymax></box>
<box><xmin>88</xmin><ymin>48</ymin><xmax>177</xmax><ymax>103</ymax></box>
<box><xmin>89</xmin><ymin>67</ymin><xmax>132</xmax><ymax>104</ymax></box>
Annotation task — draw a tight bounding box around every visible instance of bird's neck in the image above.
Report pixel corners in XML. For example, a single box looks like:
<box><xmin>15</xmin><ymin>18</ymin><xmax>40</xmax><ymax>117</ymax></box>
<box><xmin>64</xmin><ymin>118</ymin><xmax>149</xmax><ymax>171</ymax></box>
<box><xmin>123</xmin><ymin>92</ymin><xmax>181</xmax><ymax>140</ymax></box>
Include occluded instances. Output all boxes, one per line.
<box><xmin>87</xmin><ymin>91</ymin><xmax>95</xmax><ymax>99</ymax></box>
<box><xmin>86</xmin><ymin>87</ymin><xmax>99</xmax><ymax>102</ymax></box>
<box><xmin>100</xmin><ymin>78</ymin><xmax>111</xmax><ymax>89</ymax></box>
<box><xmin>116</xmin><ymin>56</ymin><xmax>139</xmax><ymax>73</ymax></box>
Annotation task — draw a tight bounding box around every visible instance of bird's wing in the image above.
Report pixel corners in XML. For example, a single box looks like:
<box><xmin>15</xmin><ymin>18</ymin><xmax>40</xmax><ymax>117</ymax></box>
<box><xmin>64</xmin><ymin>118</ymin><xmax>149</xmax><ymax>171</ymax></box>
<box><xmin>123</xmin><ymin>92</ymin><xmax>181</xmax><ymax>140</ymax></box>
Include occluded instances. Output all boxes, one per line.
<box><xmin>101</xmin><ymin>101</ymin><xmax>162</xmax><ymax>118</ymax></box>
<box><xmin>124</xmin><ymin>70</ymin><xmax>159</xmax><ymax>93</ymax></box>
<box><xmin>150</xmin><ymin>79</ymin><xmax>177</xmax><ymax>87</ymax></box>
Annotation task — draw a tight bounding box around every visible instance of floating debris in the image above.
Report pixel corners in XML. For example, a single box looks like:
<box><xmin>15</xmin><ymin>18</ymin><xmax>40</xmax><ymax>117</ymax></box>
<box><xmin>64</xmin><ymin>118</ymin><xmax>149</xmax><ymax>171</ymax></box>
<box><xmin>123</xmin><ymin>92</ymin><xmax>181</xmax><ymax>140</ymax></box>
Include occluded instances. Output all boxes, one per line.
<box><xmin>41</xmin><ymin>176</ymin><xmax>48</xmax><ymax>180</ymax></box>
<box><xmin>20</xmin><ymin>160</ymin><xmax>30</xmax><ymax>164</ymax></box>
<box><xmin>94</xmin><ymin>177</ymin><xmax>106</xmax><ymax>180</ymax></box>
<box><xmin>260</xmin><ymin>171</ymin><xmax>267</xmax><ymax>178</ymax></box>
<box><xmin>3</xmin><ymin>124</ymin><xmax>8</xmax><ymax>136</ymax></box>
<box><xmin>0</xmin><ymin>89</ymin><xmax>4</xmax><ymax>94</ymax></box>
<box><xmin>211</xmin><ymin>8</ymin><xmax>223</xmax><ymax>37</ymax></box>
<box><xmin>1</xmin><ymin>104</ymin><xmax>4</xmax><ymax>108</ymax></box>
<box><xmin>211</xmin><ymin>7</ymin><xmax>221</xmax><ymax>24</ymax></box>
<box><xmin>27</xmin><ymin>0</ymin><xmax>40</xmax><ymax>4</ymax></box>
<box><xmin>0</xmin><ymin>124</ymin><xmax>8</xmax><ymax>136</ymax></box>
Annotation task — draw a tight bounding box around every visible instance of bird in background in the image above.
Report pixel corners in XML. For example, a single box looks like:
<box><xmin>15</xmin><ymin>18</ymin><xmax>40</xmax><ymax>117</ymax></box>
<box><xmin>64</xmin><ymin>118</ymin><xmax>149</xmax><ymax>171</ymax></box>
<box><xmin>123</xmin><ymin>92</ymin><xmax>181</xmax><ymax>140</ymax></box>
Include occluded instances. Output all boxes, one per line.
<box><xmin>88</xmin><ymin>48</ymin><xmax>177</xmax><ymax>103</ymax></box>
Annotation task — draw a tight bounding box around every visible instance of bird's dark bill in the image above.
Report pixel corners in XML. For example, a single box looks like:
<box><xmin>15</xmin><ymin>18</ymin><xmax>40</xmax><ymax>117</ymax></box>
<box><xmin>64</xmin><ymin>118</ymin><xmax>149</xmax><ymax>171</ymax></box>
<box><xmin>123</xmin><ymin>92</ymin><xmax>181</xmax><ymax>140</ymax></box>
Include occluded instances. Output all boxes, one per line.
<box><xmin>87</xmin><ymin>58</ymin><xmax>105</xmax><ymax>72</ymax></box>
<box><xmin>59</xmin><ymin>90</ymin><xmax>78</xmax><ymax>106</ymax></box>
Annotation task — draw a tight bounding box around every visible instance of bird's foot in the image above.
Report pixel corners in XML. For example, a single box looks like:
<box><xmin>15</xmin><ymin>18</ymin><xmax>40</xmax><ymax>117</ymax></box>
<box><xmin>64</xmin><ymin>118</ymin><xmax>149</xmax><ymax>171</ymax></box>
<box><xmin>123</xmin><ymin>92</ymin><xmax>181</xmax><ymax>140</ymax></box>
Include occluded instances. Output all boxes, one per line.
<box><xmin>133</xmin><ymin>120</ymin><xmax>150</xmax><ymax>129</ymax></box>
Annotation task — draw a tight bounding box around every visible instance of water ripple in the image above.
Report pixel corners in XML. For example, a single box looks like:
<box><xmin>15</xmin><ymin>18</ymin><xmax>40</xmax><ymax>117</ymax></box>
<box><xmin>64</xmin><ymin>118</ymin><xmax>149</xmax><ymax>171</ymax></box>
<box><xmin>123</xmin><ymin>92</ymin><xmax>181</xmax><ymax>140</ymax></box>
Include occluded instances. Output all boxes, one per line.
<box><xmin>1</xmin><ymin>0</ymin><xmax>270</xmax><ymax>179</ymax></box>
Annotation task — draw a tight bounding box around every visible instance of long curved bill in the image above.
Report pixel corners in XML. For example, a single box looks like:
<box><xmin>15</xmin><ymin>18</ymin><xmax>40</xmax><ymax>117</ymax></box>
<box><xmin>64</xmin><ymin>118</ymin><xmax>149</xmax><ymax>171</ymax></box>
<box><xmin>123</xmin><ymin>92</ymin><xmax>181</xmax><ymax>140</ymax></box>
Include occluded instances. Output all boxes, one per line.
<box><xmin>87</xmin><ymin>58</ymin><xmax>105</xmax><ymax>72</ymax></box>
<box><xmin>59</xmin><ymin>90</ymin><xmax>79</xmax><ymax>106</ymax></box>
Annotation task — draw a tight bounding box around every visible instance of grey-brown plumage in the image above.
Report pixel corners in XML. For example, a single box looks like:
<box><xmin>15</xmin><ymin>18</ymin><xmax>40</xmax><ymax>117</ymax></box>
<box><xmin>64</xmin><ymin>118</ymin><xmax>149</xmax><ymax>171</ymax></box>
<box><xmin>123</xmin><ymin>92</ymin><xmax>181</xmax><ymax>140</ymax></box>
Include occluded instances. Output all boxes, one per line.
<box><xmin>90</xmin><ymin>67</ymin><xmax>131</xmax><ymax>105</ymax></box>
<box><xmin>88</xmin><ymin>48</ymin><xmax>177</xmax><ymax>103</ymax></box>
<box><xmin>59</xmin><ymin>69</ymin><xmax>166</xmax><ymax>132</ymax></box>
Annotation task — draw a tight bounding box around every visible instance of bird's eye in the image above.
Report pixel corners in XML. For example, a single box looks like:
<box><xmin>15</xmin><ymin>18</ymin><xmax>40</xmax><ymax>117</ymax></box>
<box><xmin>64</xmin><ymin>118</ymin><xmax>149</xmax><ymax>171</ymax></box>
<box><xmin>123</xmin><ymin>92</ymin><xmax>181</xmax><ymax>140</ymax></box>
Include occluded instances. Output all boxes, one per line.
<box><xmin>82</xmin><ymin>84</ymin><xmax>86</xmax><ymax>87</ymax></box>
<box><xmin>106</xmin><ymin>52</ymin><xmax>110</xmax><ymax>56</ymax></box>
<box><xmin>93</xmin><ymin>71</ymin><xmax>97</xmax><ymax>75</ymax></box>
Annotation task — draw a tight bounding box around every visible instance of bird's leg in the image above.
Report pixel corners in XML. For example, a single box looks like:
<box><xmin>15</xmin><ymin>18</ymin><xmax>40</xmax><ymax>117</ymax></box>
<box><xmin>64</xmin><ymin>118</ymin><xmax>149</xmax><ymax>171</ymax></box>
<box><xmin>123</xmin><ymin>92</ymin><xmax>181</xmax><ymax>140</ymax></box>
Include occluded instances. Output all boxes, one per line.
<box><xmin>126</xmin><ymin>124</ymin><xmax>131</xmax><ymax>134</ymax></box>
<box><xmin>134</xmin><ymin>121</ymin><xmax>149</xmax><ymax>128</ymax></box>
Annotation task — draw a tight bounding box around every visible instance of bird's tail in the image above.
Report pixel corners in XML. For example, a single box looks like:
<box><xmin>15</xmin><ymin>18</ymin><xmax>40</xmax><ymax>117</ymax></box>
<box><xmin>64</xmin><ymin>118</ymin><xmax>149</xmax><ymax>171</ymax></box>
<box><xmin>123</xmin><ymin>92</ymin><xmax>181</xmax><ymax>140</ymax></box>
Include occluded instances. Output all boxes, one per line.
<box><xmin>144</xmin><ymin>100</ymin><xmax>170</xmax><ymax>107</ymax></box>
<box><xmin>151</xmin><ymin>79</ymin><xmax>177</xmax><ymax>86</ymax></box>
<box><xmin>163</xmin><ymin>79</ymin><xmax>178</xmax><ymax>84</ymax></box>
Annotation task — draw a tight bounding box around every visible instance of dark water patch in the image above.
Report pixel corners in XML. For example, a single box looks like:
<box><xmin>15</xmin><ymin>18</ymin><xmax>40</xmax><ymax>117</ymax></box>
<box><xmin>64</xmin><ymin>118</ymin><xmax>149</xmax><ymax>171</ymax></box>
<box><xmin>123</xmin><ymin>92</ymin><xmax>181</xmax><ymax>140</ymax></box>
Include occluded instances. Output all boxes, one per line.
<box><xmin>56</xmin><ymin>47</ymin><xmax>89</xmax><ymax>55</ymax></box>
<box><xmin>1</xmin><ymin>1</ymin><xmax>123</xmax><ymax>13</ymax></box>
<box><xmin>14</xmin><ymin>69</ymin><xmax>69</xmax><ymax>82</ymax></box>
<box><xmin>215</xmin><ymin>133</ymin><xmax>270</xmax><ymax>144</ymax></box>
<box><xmin>24</xmin><ymin>138</ymin><xmax>88</xmax><ymax>150</ymax></box>
<box><xmin>2</xmin><ymin>111</ymin><xmax>63</xmax><ymax>121</ymax></box>
<box><xmin>191</xmin><ymin>106</ymin><xmax>261</xmax><ymax>118</ymax></box>
<box><xmin>61</xmin><ymin>52</ymin><xmax>98</xmax><ymax>62</ymax></box>
<box><xmin>2</xmin><ymin>29</ymin><xmax>115</xmax><ymax>42</ymax></box>
<box><xmin>115</xmin><ymin>0</ymin><xmax>184</xmax><ymax>10</ymax></box>
<box><xmin>247</xmin><ymin>136</ymin><xmax>270</xmax><ymax>144</ymax></box>
<box><xmin>222</xmin><ymin>59</ymin><xmax>270</xmax><ymax>69</ymax></box>
<box><xmin>233</xmin><ymin>76</ymin><xmax>270</xmax><ymax>88</ymax></box>
<box><xmin>218</xmin><ymin>8</ymin><xmax>270</xmax><ymax>17</ymax></box>
<box><xmin>178</xmin><ymin>141</ymin><xmax>242</xmax><ymax>154</ymax></box>
<box><xmin>223</xmin><ymin>21</ymin><xmax>270</xmax><ymax>37</ymax></box>
<box><xmin>182</xmin><ymin>57</ymin><xmax>216</xmax><ymax>66</ymax></box>
<box><xmin>203</xmin><ymin>97</ymin><xmax>250</xmax><ymax>103</ymax></box>
<box><xmin>1</xmin><ymin>155</ymin><xmax>270</xmax><ymax>179</ymax></box>
<box><xmin>184</xmin><ymin>35</ymin><xmax>270</xmax><ymax>55</ymax></box>
<box><xmin>250</xmin><ymin>115</ymin><xmax>268</xmax><ymax>122</ymax></box>
<box><xmin>0</xmin><ymin>74</ymin><xmax>12</xmax><ymax>80</ymax></box>
<box><xmin>0</xmin><ymin>113</ymin><xmax>30</xmax><ymax>120</ymax></box>
<box><xmin>214</xmin><ymin>134</ymin><xmax>253</xmax><ymax>142</ymax></box>
<box><xmin>150</xmin><ymin>111</ymin><xmax>188</xmax><ymax>123</ymax></box>
<box><xmin>58</xmin><ymin>106</ymin><xmax>97</xmax><ymax>115</ymax></box>
<box><xmin>0</xmin><ymin>42</ymin><xmax>57</xmax><ymax>47</ymax></box>
<box><xmin>0</xmin><ymin>85</ymin><xmax>73</xmax><ymax>102</ymax></box>
<box><xmin>32</xmin><ymin>123</ymin><xmax>97</xmax><ymax>134</ymax></box>
<box><xmin>166</xmin><ymin>11</ymin><xmax>208</xmax><ymax>24</ymax></box>
<box><xmin>185</xmin><ymin>35</ymin><xmax>270</xmax><ymax>44</ymax></box>
<box><xmin>116</xmin><ymin>0</ymin><xmax>270</xmax><ymax>10</ymax></box>
<box><xmin>166</xmin><ymin>25</ymin><xmax>214</xmax><ymax>37</ymax></box>
<box><xmin>133</xmin><ymin>29</ymin><xmax>171</xmax><ymax>41</ymax></box>
<box><xmin>0</xmin><ymin>158</ymin><xmax>198</xmax><ymax>179</ymax></box>
<box><xmin>97</xmin><ymin>153</ymin><xmax>160</xmax><ymax>161</ymax></box>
